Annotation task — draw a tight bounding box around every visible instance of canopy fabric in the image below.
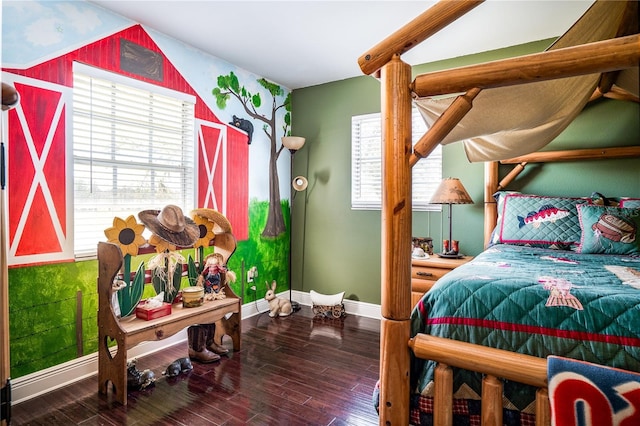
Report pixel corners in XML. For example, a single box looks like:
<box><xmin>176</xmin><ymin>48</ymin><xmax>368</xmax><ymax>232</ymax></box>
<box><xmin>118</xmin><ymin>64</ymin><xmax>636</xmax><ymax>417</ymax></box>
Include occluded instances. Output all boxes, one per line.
<box><xmin>414</xmin><ymin>0</ymin><xmax>635</xmax><ymax>162</ymax></box>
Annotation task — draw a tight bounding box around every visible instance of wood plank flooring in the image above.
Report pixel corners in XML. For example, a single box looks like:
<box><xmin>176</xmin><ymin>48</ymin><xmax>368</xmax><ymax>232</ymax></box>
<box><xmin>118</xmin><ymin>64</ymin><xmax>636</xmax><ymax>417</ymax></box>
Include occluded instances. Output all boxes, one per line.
<box><xmin>10</xmin><ymin>306</ymin><xmax>381</xmax><ymax>425</ymax></box>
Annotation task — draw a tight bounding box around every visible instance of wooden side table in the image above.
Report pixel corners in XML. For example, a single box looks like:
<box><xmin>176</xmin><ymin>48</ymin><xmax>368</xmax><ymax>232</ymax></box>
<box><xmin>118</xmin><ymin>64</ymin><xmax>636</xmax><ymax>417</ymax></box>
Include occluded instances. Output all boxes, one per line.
<box><xmin>411</xmin><ymin>255</ymin><xmax>473</xmax><ymax>307</ymax></box>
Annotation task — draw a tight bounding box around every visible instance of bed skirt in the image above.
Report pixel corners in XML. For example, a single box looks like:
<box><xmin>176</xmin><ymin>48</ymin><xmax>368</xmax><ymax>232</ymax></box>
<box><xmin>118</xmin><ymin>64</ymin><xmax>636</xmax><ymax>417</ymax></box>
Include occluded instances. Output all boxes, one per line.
<box><xmin>410</xmin><ymin>395</ymin><xmax>536</xmax><ymax>426</ymax></box>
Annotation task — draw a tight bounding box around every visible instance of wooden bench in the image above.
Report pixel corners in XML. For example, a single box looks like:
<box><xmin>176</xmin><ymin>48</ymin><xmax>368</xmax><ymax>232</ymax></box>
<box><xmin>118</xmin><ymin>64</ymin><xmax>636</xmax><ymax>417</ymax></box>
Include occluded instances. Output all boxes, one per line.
<box><xmin>97</xmin><ymin>241</ymin><xmax>241</xmax><ymax>405</ymax></box>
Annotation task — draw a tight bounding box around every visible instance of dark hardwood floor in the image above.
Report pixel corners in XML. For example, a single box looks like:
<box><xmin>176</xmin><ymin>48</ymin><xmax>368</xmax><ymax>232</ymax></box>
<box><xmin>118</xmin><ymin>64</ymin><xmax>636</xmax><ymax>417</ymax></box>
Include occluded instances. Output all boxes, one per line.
<box><xmin>10</xmin><ymin>306</ymin><xmax>381</xmax><ymax>425</ymax></box>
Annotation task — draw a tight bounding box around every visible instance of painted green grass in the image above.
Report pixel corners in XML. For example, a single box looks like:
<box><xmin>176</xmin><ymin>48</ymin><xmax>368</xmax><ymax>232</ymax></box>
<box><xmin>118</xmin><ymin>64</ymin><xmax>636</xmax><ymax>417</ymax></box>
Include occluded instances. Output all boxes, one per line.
<box><xmin>227</xmin><ymin>200</ymin><xmax>290</xmax><ymax>302</ymax></box>
<box><xmin>8</xmin><ymin>259</ymin><xmax>100</xmax><ymax>377</ymax></box>
<box><xmin>7</xmin><ymin>199</ymin><xmax>290</xmax><ymax>378</ymax></box>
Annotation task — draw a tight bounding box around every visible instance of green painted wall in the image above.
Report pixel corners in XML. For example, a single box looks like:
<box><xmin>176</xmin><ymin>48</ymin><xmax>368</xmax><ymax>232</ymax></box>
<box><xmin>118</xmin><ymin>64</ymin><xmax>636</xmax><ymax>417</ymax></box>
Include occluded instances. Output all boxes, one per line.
<box><xmin>291</xmin><ymin>39</ymin><xmax>640</xmax><ymax>305</ymax></box>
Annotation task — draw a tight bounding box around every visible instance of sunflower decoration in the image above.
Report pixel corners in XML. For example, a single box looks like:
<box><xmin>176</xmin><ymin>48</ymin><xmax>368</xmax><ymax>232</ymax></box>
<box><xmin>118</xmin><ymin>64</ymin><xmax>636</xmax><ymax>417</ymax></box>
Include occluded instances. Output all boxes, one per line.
<box><xmin>192</xmin><ymin>214</ymin><xmax>215</xmax><ymax>249</ymax></box>
<box><xmin>104</xmin><ymin>215</ymin><xmax>146</xmax><ymax>317</ymax></box>
<box><xmin>104</xmin><ymin>215</ymin><xmax>146</xmax><ymax>257</ymax></box>
<box><xmin>149</xmin><ymin>233</ymin><xmax>177</xmax><ymax>253</ymax></box>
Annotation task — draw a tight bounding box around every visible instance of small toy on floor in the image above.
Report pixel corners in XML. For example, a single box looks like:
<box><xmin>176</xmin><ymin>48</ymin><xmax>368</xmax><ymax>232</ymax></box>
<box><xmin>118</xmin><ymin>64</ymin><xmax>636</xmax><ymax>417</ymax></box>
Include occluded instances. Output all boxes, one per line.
<box><xmin>126</xmin><ymin>359</ymin><xmax>156</xmax><ymax>391</ymax></box>
<box><xmin>163</xmin><ymin>357</ymin><xmax>193</xmax><ymax>377</ymax></box>
<box><xmin>264</xmin><ymin>280</ymin><xmax>292</xmax><ymax>317</ymax></box>
<box><xmin>310</xmin><ymin>290</ymin><xmax>346</xmax><ymax>318</ymax></box>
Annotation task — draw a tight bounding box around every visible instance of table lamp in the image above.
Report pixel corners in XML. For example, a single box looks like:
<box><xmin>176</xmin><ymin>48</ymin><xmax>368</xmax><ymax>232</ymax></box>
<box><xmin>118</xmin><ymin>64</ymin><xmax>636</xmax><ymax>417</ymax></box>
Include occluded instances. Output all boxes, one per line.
<box><xmin>430</xmin><ymin>177</ymin><xmax>473</xmax><ymax>258</ymax></box>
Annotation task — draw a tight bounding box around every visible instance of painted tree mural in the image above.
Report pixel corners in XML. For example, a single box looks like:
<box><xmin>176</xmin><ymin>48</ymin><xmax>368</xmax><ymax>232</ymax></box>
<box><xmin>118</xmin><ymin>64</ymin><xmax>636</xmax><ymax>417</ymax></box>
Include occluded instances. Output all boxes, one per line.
<box><xmin>212</xmin><ymin>72</ymin><xmax>291</xmax><ymax>237</ymax></box>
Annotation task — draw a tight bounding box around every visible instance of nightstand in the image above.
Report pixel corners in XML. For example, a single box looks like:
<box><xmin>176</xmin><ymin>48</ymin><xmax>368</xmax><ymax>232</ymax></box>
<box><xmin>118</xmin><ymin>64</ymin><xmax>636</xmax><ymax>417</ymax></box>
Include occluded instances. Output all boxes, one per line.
<box><xmin>411</xmin><ymin>256</ymin><xmax>473</xmax><ymax>307</ymax></box>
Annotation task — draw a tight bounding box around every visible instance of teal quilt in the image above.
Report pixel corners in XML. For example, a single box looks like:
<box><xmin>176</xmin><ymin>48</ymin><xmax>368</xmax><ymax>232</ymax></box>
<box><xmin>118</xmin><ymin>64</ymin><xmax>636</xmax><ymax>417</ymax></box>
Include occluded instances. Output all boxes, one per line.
<box><xmin>410</xmin><ymin>244</ymin><xmax>640</xmax><ymax>412</ymax></box>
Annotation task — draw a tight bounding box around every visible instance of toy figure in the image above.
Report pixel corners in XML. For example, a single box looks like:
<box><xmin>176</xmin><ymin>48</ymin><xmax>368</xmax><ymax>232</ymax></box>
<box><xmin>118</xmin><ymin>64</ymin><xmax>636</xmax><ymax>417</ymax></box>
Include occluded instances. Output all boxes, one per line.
<box><xmin>197</xmin><ymin>253</ymin><xmax>228</xmax><ymax>300</ymax></box>
<box><xmin>187</xmin><ymin>252</ymin><xmax>237</xmax><ymax>363</ymax></box>
<box><xmin>264</xmin><ymin>280</ymin><xmax>293</xmax><ymax>317</ymax></box>
<box><xmin>163</xmin><ymin>357</ymin><xmax>193</xmax><ymax>377</ymax></box>
<box><xmin>126</xmin><ymin>359</ymin><xmax>155</xmax><ymax>391</ymax></box>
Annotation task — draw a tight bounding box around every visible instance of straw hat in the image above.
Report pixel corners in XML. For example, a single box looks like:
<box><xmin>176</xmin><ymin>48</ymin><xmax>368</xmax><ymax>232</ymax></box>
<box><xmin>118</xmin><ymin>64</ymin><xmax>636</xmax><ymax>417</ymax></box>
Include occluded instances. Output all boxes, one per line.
<box><xmin>138</xmin><ymin>205</ymin><xmax>199</xmax><ymax>247</ymax></box>
<box><xmin>191</xmin><ymin>209</ymin><xmax>236</xmax><ymax>262</ymax></box>
<box><xmin>212</xmin><ymin>232</ymin><xmax>237</xmax><ymax>264</ymax></box>
<box><xmin>191</xmin><ymin>208</ymin><xmax>232</xmax><ymax>234</ymax></box>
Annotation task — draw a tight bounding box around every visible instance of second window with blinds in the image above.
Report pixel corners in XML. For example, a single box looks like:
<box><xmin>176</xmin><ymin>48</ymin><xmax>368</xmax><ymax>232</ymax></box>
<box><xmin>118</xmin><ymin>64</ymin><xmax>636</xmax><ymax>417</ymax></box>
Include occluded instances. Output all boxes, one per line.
<box><xmin>351</xmin><ymin>108</ymin><xmax>442</xmax><ymax>211</ymax></box>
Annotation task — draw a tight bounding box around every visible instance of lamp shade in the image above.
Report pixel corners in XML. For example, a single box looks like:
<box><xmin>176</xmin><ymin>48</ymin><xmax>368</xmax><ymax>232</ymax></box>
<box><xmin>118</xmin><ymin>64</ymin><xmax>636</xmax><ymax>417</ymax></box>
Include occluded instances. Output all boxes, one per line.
<box><xmin>282</xmin><ymin>136</ymin><xmax>306</xmax><ymax>151</ymax></box>
<box><xmin>430</xmin><ymin>178</ymin><xmax>473</xmax><ymax>205</ymax></box>
<box><xmin>2</xmin><ymin>82</ymin><xmax>20</xmax><ymax>111</ymax></box>
<box><xmin>292</xmin><ymin>176</ymin><xmax>308</xmax><ymax>191</ymax></box>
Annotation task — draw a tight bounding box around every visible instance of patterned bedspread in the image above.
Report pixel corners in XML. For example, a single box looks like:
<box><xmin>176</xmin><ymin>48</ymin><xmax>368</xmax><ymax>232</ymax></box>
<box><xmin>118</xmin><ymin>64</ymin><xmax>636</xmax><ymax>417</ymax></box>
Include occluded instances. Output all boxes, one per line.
<box><xmin>410</xmin><ymin>244</ymin><xmax>640</xmax><ymax>412</ymax></box>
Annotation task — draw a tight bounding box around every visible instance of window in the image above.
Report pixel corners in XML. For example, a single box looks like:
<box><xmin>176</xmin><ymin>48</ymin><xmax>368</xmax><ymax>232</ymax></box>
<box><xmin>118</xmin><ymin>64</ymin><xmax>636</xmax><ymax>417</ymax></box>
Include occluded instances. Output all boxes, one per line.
<box><xmin>72</xmin><ymin>63</ymin><xmax>196</xmax><ymax>257</ymax></box>
<box><xmin>351</xmin><ymin>108</ymin><xmax>442</xmax><ymax>210</ymax></box>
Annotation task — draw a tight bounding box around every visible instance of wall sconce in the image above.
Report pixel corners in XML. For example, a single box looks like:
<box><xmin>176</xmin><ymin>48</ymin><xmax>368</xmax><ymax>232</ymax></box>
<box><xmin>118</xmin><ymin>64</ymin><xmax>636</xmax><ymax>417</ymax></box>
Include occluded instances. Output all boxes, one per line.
<box><xmin>1</xmin><ymin>82</ymin><xmax>20</xmax><ymax>111</ymax></box>
<box><xmin>430</xmin><ymin>177</ymin><xmax>473</xmax><ymax>258</ymax></box>
<box><xmin>2</xmin><ymin>82</ymin><xmax>20</xmax><ymax>375</ymax></box>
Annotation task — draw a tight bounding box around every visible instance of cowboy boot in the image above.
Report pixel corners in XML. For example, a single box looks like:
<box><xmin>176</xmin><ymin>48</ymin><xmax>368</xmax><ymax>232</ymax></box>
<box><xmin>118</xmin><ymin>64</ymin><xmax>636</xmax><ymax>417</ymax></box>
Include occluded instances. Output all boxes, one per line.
<box><xmin>203</xmin><ymin>323</ymin><xmax>229</xmax><ymax>355</ymax></box>
<box><xmin>187</xmin><ymin>326</ymin><xmax>220</xmax><ymax>363</ymax></box>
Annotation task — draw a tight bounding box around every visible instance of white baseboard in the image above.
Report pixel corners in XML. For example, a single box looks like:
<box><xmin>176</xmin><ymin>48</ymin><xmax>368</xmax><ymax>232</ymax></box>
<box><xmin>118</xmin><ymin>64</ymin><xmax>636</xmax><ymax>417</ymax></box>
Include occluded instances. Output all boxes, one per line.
<box><xmin>10</xmin><ymin>331</ymin><xmax>187</xmax><ymax>405</ymax></box>
<box><xmin>239</xmin><ymin>290</ymin><xmax>381</xmax><ymax>320</ymax></box>
<box><xmin>291</xmin><ymin>290</ymin><xmax>382</xmax><ymax>319</ymax></box>
<box><xmin>10</xmin><ymin>292</ymin><xmax>380</xmax><ymax>404</ymax></box>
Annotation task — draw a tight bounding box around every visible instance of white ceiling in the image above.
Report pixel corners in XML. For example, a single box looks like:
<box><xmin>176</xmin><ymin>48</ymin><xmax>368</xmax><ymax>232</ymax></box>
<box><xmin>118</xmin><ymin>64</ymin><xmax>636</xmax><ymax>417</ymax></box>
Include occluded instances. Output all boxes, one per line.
<box><xmin>88</xmin><ymin>0</ymin><xmax>595</xmax><ymax>90</ymax></box>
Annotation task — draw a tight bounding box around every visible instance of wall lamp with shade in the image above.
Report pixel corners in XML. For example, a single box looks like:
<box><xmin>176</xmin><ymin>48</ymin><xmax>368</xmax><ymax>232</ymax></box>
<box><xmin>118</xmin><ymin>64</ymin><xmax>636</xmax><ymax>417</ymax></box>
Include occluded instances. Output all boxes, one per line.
<box><xmin>429</xmin><ymin>177</ymin><xmax>473</xmax><ymax>258</ymax></box>
<box><xmin>281</xmin><ymin>136</ymin><xmax>307</xmax><ymax>312</ymax></box>
<box><xmin>2</xmin><ymin>82</ymin><xmax>20</xmax><ymax>390</ymax></box>
<box><xmin>2</xmin><ymin>83</ymin><xmax>20</xmax><ymax>111</ymax></box>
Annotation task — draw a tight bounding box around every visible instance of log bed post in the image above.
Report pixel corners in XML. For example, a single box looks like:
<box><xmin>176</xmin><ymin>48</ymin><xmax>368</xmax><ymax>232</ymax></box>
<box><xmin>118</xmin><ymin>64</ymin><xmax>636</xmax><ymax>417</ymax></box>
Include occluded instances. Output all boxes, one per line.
<box><xmin>379</xmin><ymin>54</ymin><xmax>412</xmax><ymax>426</ymax></box>
<box><xmin>360</xmin><ymin>0</ymin><xmax>640</xmax><ymax>423</ymax></box>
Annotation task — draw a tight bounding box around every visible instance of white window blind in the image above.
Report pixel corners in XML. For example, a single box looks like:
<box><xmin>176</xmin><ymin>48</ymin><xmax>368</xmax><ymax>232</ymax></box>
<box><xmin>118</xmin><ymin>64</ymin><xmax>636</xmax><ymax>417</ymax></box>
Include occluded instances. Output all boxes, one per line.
<box><xmin>72</xmin><ymin>63</ymin><xmax>196</xmax><ymax>257</ymax></box>
<box><xmin>351</xmin><ymin>108</ymin><xmax>442</xmax><ymax>210</ymax></box>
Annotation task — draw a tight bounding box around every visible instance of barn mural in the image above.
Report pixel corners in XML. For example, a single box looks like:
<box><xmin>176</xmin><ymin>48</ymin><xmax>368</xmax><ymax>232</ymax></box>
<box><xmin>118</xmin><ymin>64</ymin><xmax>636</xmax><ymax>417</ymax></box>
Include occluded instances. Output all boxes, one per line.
<box><xmin>2</xmin><ymin>1</ymin><xmax>292</xmax><ymax>378</ymax></box>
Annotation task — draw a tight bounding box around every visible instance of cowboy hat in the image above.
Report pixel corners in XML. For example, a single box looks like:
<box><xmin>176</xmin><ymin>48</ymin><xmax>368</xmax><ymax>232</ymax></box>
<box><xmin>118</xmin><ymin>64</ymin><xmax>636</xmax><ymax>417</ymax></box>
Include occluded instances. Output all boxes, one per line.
<box><xmin>210</xmin><ymin>232</ymin><xmax>237</xmax><ymax>264</ymax></box>
<box><xmin>191</xmin><ymin>209</ymin><xmax>237</xmax><ymax>262</ymax></box>
<box><xmin>138</xmin><ymin>205</ymin><xmax>199</xmax><ymax>247</ymax></box>
<box><xmin>191</xmin><ymin>208</ymin><xmax>232</xmax><ymax>234</ymax></box>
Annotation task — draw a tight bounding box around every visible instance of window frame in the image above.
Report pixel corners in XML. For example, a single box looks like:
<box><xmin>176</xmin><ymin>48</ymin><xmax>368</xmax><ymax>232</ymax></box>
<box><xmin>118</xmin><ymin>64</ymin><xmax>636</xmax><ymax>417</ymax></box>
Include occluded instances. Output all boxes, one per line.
<box><xmin>72</xmin><ymin>62</ymin><xmax>197</xmax><ymax>259</ymax></box>
<box><xmin>351</xmin><ymin>108</ymin><xmax>443</xmax><ymax>211</ymax></box>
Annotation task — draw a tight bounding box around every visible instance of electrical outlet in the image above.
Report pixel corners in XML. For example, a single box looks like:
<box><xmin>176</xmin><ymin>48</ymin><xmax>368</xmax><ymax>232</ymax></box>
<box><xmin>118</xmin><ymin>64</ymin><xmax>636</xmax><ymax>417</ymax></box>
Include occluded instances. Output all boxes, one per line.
<box><xmin>247</xmin><ymin>266</ymin><xmax>258</xmax><ymax>283</ymax></box>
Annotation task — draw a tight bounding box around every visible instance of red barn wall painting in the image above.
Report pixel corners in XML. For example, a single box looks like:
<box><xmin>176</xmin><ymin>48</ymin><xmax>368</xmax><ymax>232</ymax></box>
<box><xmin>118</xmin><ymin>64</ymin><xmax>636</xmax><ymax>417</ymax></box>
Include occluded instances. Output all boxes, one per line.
<box><xmin>3</xmin><ymin>77</ymin><xmax>72</xmax><ymax>265</ymax></box>
<box><xmin>3</xmin><ymin>25</ymin><xmax>249</xmax><ymax>266</ymax></box>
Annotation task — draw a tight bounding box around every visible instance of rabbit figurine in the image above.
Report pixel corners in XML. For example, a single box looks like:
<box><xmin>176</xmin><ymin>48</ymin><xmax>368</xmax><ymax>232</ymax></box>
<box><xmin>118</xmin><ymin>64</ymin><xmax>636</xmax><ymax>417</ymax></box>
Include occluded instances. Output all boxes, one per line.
<box><xmin>264</xmin><ymin>280</ymin><xmax>293</xmax><ymax>317</ymax></box>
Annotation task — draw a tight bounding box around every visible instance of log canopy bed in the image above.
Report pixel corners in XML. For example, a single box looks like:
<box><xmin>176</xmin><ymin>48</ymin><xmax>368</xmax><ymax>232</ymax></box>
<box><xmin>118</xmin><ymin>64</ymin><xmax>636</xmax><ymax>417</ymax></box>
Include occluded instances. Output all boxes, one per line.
<box><xmin>358</xmin><ymin>1</ymin><xmax>640</xmax><ymax>425</ymax></box>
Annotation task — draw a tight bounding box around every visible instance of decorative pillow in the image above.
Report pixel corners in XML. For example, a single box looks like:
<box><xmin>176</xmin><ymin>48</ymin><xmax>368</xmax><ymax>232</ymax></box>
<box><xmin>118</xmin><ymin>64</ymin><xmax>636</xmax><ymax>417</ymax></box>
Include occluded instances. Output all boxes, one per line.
<box><xmin>487</xmin><ymin>191</ymin><xmax>520</xmax><ymax>246</ymax></box>
<box><xmin>494</xmin><ymin>193</ymin><xmax>590</xmax><ymax>249</ymax></box>
<box><xmin>589</xmin><ymin>192</ymin><xmax>618</xmax><ymax>206</ymax></box>
<box><xmin>619</xmin><ymin>198</ymin><xmax>640</xmax><ymax>209</ymax></box>
<box><xmin>577</xmin><ymin>204</ymin><xmax>640</xmax><ymax>255</ymax></box>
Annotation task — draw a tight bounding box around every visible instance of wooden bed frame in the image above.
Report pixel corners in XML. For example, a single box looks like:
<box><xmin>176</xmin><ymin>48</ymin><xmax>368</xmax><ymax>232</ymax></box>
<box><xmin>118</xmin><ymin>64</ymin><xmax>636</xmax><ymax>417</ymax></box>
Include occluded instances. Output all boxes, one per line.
<box><xmin>357</xmin><ymin>1</ymin><xmax>640</xmax><ymax>425</ymax></box>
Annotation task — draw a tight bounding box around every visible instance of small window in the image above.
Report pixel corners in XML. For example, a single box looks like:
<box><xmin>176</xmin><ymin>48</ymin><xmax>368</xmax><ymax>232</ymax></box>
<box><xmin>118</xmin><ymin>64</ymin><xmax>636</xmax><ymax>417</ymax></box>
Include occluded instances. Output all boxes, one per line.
<box><xmin>351</xmin><ymin>108</ymin><xmax>442</xmax><ymax>210</ymax></box>
<box><xmin>72</xmin><ymin>63</ymin><xmax>196</xmax><ymax>258</ymax></box>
